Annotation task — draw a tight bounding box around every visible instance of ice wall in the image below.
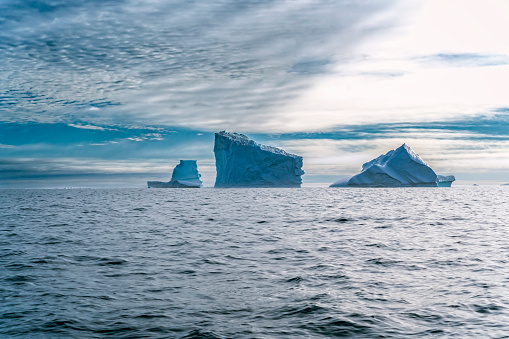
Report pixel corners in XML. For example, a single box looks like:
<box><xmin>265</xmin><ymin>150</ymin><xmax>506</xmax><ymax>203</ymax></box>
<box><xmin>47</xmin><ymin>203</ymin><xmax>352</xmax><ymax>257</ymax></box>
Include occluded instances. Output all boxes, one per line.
<box><xmin>214</xmin><ymin>131</ymin><xmax>304</xmax><ymax>187</ymax></box>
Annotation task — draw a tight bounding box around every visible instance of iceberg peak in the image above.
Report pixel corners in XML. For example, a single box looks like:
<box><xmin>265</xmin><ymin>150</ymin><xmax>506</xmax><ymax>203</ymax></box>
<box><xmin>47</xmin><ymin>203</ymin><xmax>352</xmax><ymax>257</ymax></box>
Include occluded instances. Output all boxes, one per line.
<box><xmin>398</xmin><ymin>143</ymin><xmax>427</xmax><ymax>166</ymax></box>
<box><xmin>361</xmin><ymin>143</ymin><xmax>427</xmax><ymax>172</ymax></box>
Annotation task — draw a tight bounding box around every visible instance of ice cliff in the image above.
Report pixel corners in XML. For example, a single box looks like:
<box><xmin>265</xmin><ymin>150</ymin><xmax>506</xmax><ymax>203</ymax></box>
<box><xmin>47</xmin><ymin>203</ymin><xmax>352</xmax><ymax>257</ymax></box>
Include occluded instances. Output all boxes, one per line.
<box><xmin>330</xmin><ymin>144</ymin><xmax>439</xmax><ymax>187</ymax></box>
<box><xmin>214</xmin><ymin>131</ymin><xmax>305</xmax><ymax>187</ymax></box>
<box><xmin>147</xmin><ymin>160</ymin><xmax>202</xmax><ymax>188</ymax></box>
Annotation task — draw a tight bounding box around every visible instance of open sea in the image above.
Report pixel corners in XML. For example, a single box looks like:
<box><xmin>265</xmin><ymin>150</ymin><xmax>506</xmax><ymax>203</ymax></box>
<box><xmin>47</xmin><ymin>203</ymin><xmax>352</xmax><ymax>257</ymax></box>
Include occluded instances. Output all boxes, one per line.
<box><xmin>1</xmin><ymin>187</ymin><xmax>509</xmax><ymax>338</ymax></box>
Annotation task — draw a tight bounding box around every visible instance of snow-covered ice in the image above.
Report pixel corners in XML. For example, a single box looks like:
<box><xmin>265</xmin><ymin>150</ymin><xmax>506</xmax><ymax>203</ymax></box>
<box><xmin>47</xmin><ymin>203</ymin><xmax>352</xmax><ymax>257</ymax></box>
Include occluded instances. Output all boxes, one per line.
<box><xmin>147</xmin><ymin>160</ymin><xmax>202</xmax><ymax>188</ymax></box>
<box><xmin>214</xmin><ymin>131</ymin><xmax>305</xmax><ymax>187</ymax></box>
<box><xmin>330</xmin><ymin>144</ymin><xmax>439</xmax><ymax>187</ymax></box>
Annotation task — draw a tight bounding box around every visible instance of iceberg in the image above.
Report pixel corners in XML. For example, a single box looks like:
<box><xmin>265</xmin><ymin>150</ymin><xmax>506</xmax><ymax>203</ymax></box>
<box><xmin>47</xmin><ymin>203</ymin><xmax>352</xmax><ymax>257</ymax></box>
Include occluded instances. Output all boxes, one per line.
<box><xmin>330</xmin><ymin>144</ymin><xmax>439</xmax><ymax>187</ymax></box>
<box><xmin>147</xmin><ymin>160</ymin><xmax>202</xmax><ymax>188</ymax></box>
<box><xmin>437</xmin><ymin>175</ymin><xmax>456</xmax><ymax>187</ymax></box>
<box><xmin>214</xmin><ymin>131</ymin><xmax>305</xmax><ymax>187</ymax></box>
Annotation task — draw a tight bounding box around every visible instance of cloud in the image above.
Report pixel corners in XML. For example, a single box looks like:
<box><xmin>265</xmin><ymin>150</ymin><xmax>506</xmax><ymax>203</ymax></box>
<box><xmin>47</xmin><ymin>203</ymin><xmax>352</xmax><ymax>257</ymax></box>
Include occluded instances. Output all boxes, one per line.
<box><xmin>0</xmin><ymin>157</ymin><xmax>169</xmax><ymax>188</ymax></box>
<box><xmin>0</xmin><ymin>0</ymin><xmax>399</xmax><ymax>130</ymax></box>
<box><xmin>123</xmin><ymin>133</ymin><xmax>164</xmax><ymax>141</ymax></box>
<box><xmin>289</xmin><ymin>59</ymin><xmax>332</xmax><ymax>75</ymax></box>
<box><xmin>417</xmin><ymin>53</ymin><xmax>509</xmax><ymax>68</ymax></box>
<box><xmin>270</xmin><ymin>111</ymin><xmax>509</xmax><ymax>140</ymax></box>
<box><xmin>3</xmin><ymin>0</ymin><xmax>509</xmax><ymax>135</ymax></box>
<box><xmin>0</xmin><ymin>144</ymin><xmax>16</xmax><ymax>148</ymax></box>
<box><xmin>68</xmin><ymin>123</ymin><xmax>117</xmax><ymax>131</ymax></box>
<box><xmin>250</xmin><ymin>0</ymin><xmax>509</xmax><ymax>132</ymax></box>
<box><xmin>274</xmin><ymin>58</ymin><xmax>509</xmax><ymax>131</ymax></box>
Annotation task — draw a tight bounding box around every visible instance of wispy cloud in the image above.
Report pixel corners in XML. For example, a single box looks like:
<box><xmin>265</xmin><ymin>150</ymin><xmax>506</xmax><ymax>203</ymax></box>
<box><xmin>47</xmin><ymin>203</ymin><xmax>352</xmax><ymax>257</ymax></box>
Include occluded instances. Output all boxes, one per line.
<box><xmin>0</xmin><ymin>0</ymin><xmax>399</xmax><ymax>129</ymax></box>
<box><xmin>0</xmin><ymin>144</ymin><xmax>16</xmax><ymax>148</ymax></box>
<box><xmin>124</xmin><ymin>133</ymin><xmax>165</xmax><ymax>142</ymax></box>
<box><xmin>3</xmin><ymin>1</ymin><xmax>509</xmax><ymax>134</ymax></box>
<box><xmin>68</xmin><ymin>124</ymin><xmax>117</xmax><ymax>131</ymax></box>
<box><xmin>417</xmin><ymin>53</ymin><xmax>509</xmax><ymax>68</ymax></box>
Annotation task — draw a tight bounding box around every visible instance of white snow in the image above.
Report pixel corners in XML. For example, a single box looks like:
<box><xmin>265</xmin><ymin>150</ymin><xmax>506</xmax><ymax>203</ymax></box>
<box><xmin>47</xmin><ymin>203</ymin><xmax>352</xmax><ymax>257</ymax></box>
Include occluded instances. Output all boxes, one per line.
<box><xmin>330</xmin><ymin>144</ymin><xmax>438</xmax><ymax>187</ymax></box>
<box><xmin>148</xmin><ymin>160</ymin><xmax>202</xmax><ymax>188</ymax></box>
<box><xmin>214</xmin><ymin>131</ymin><xmax>304</xmax><ymax>187</ymax></box>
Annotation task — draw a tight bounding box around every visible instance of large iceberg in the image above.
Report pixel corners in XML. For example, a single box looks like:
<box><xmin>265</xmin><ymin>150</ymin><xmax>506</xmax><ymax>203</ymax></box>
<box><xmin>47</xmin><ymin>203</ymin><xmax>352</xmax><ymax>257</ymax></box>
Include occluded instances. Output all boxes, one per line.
<box><xmin>214</xmin><ymin>131</ymin><xmax>305</xmax><ymax>187</ymax></box>
<box><xmin>147</xmin><ymin>160</ymin><xmax>202</xmax><ymax>188</ymax></box>
<box><xmin>330</xmin><ymin>144</ymin><xmax>439</xmax><ymax>187</ymax></box>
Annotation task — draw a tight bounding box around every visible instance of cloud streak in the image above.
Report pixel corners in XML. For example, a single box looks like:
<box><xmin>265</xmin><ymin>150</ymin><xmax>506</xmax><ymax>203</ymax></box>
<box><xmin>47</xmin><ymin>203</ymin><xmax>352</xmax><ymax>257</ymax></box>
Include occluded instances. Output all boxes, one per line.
<box><xmin>417</xmin><ymin>53</ymin><xmax>509</xmax><ymax>68</ymax></box>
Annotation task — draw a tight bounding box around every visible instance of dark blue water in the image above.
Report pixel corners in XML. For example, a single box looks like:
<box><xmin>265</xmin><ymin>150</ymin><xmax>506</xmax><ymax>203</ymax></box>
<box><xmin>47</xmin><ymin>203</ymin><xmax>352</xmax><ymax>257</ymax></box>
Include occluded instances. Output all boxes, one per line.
<box><xmin>1</xmin><ymin>187</ymin><xmax>509</xmax><ymax>338</ymax></box>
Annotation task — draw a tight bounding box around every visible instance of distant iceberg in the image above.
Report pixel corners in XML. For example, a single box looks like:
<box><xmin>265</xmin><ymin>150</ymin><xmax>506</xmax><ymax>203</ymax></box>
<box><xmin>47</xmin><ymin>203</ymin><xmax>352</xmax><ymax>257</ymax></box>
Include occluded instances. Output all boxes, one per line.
<box><xmin>214</xmin><ymin>131</ymin><xmax>305</xmax><ymax>187</ymax></box>
<box><xmin>330</xmin><ymin>144</ymin><xmax>441</xmax><ymax>187</ymax></box>
<box><xmin>148</xmin><ymin>160</ymin><xmax>202</xmax><ymax>188</ymax></box>
<box><xmin>437</xmin><ymin>175</ymin><xmax>456</xmax><ymax>187</ymax></box>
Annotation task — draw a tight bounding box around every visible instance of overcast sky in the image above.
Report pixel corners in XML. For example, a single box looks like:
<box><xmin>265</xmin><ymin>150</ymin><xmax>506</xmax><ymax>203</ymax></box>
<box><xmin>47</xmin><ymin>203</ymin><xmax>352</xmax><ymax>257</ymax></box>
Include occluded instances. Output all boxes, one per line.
<box><xmin>1</xmin><ymin>0</ymin><xmax>509</xmax><ymax>187</ymax></box>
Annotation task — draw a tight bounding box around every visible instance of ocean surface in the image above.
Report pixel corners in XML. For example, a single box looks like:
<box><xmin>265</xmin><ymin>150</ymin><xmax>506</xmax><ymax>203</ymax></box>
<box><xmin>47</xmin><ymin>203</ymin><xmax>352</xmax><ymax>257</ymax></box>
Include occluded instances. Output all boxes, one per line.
<box><xmin>1</xmin><ymin>187</ymin><xmax>509</xmax><ymax>338</ymax></box>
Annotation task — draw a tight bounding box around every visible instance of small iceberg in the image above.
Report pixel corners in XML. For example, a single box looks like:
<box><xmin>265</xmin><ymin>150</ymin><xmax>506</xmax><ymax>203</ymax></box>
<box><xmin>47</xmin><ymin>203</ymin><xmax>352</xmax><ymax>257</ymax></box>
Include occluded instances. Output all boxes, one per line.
<box><xmin>437</xmin><ymin>175</ymin><xmax>456</xmax><ymax>187</ymax></box>
<box><xmin>147</xmin><ymin>160</ymin><xmax>202</xmax><ymax>188</ymax></box>
<box><xmin>330</xmin><ymin>144</ymin><xmax>452</xmax><ymax>187</ymax></box>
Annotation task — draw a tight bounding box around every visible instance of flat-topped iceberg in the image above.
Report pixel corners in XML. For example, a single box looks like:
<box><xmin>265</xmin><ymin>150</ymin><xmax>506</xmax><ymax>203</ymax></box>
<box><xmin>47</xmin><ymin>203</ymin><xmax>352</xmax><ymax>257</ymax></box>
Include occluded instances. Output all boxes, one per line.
<box><xmin>148</xmin><ymin>160</ymin><xmax>202</xmax><ymax>188</ymax></box>
<box><xmin>330</xmin><ymin>144</ymin><xmax>439</xmax><ymax>187</ymax></box>
<box><xmin>437</xmin><ymin>175</ymin><xmax>456</xmax><ymax>187</ymax></box>
<box><xmin>214</xmin><ymin>131</ymin><xmax>304</xmax><ymax>187</ymax></box>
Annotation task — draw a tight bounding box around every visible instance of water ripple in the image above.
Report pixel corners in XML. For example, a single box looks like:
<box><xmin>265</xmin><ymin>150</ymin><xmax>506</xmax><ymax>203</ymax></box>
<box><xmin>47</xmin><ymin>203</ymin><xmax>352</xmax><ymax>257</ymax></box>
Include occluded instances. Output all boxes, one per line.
<box><xmin>1</xmin><ymin>187</ymin><xmax>509</xmax><ymax>338</ymax></box>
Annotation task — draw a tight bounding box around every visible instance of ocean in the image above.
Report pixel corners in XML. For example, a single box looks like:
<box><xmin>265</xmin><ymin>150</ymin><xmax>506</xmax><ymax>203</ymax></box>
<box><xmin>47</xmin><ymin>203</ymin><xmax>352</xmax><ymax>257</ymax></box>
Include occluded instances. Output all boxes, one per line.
<box><xmin>1</xmin><ymin>187</ymin><xmax>508</xmax><ymax>338</ymax></box>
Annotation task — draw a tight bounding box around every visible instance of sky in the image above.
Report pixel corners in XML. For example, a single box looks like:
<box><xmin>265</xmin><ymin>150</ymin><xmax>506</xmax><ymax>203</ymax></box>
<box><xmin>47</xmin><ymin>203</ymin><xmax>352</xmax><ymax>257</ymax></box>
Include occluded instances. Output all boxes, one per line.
<box><xmin>1</xmin><ymin>0</ymin><xmax>509</xmax><ymax>187</ymax></box>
